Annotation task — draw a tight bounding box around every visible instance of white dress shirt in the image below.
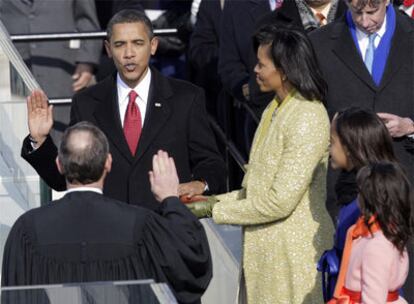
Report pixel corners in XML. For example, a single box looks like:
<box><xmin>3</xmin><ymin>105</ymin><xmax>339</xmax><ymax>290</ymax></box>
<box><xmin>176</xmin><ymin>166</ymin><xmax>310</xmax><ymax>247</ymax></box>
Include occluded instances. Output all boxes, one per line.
<box><xmin>66</xmin><ymin>186</ymin><xmax>103</xmax><ymax>194</ymax></box>
<box><xmin>310</xmin><ymin>3</ymin><xmax>332</xmax><ymax>26</ymax></box>
<box><xmin>400</xmin><ymin>5</ymin><xmax>414</xmax><ymax>18</ymax></box>
<box><xmin>117</xmin><ymin>68</ymin><xmax>151</xmax><ymax>127</ymax></box>
<box><xmin>356</xmin><ymin>15</ymin><xmax>387</xmax><ymax>61</ymax></box>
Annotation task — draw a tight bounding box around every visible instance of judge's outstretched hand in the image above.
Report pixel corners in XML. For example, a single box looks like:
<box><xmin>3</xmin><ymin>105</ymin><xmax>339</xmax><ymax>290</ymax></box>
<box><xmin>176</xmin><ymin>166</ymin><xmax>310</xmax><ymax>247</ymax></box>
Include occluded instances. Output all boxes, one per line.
<box><xmin>186</xmin><ymin>196</ymin><xmax>218</xmax><ymax>218</ymax></box>
<box><xmin>27</xmin><ymin>89</ymin><xmax>53</xmax><ymax>148</ymax></box>
<box><xmin>149</xmin><ymin>150</ymin><xmax>179</xmax><ymax>202</ymax></box>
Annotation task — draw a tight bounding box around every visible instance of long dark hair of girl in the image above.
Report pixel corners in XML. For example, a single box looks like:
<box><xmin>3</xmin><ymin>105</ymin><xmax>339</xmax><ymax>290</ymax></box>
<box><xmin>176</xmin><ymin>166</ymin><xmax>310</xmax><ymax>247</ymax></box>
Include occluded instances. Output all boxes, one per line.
<box><xmin>334</xmin><ymin>107</ymin><xmax>397</xmax><ymax>170</ymax></box>
<box><xmin>357</xmin><ymin>162</ymin><xmax>414</xmax><ymax>253</ymax></box>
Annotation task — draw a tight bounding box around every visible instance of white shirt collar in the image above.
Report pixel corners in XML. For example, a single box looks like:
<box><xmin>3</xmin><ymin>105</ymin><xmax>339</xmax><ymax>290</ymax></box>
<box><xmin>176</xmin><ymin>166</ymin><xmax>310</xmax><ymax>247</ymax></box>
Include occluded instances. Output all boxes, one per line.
<box><xmin>65</xmin><ymin>187</ymin><xmax>103</xmax><ymax>195</ymax></box>
<box><xmin>400</xmin><ymin>5</ymin><xmax>414</xmax><ymax>17</ymax></box>
<box><xmin>117</xmin><ymin>68</ymin><xmax>152</xmax><ymax>126</ymax></box>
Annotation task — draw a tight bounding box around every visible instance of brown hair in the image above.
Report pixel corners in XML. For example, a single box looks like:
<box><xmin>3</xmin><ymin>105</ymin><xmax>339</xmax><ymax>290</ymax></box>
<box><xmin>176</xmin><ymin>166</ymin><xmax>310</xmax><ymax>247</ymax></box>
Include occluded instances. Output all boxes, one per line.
<box><xmin>357</xmin><ymin>162</ymin><xmax>414</xmax><ymax>253</ymax></box>
<box><xmin>333</xmin><ymin>107</ymin><xmax>397</xmax><ymax>170</ymax></box>
<box><xmin>58</xmin><ymin>122</ymin><xmax>109</xmax><ymax>184</ymax></box>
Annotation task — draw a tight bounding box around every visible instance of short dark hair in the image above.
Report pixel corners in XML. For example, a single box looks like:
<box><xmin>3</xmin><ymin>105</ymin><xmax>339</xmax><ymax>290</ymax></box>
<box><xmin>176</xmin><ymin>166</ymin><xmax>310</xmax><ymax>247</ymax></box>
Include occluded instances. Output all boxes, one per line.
<box><xmin>345</xmin><ymin>0</ymin><xmax>385</xmax><ymax>10</ymax></box>
<box><xmin>333</xmin><ymin>107</ymin><xmax>397</xmax><ymax>170</ymax></box>
<box><xmin>357</xmin><ymin>162</ymin><xmax>414</xmax><ymax>253</ymax></box>
<box><xmin>58</xmin><ymin>122</ymin><xmax>109</xmax><ymax>184</ymax></box>
<box><xmin>253</xmin><ymin>24</ymin><xmax>327</xmax><ymax>101</ymax></box>
<box><xmin>106</xmin><ymin>9</ymin><xmax>154</xmax><ymax>40</ymax></box>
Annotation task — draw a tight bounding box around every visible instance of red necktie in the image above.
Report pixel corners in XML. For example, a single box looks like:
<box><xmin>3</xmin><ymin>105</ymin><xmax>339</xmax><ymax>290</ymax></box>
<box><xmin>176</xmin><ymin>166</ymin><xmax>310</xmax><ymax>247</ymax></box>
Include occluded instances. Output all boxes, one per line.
<box><xmin>315</xmin><ymin>12</ymin><xmax>326</xmax><ymax>26</ymax></box>
<box><xmin>123</xmin><ymin>90</ymin><xmax>142</xmax><ymax>155</ymax></box>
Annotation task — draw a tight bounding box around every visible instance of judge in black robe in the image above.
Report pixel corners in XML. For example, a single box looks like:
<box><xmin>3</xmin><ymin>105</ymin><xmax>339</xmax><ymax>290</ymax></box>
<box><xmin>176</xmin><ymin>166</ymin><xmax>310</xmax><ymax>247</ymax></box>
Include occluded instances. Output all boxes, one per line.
<box><xmin>1</xmin><ymin>121</ymin><xmax>211</xmax><ymax>304</ymax></box>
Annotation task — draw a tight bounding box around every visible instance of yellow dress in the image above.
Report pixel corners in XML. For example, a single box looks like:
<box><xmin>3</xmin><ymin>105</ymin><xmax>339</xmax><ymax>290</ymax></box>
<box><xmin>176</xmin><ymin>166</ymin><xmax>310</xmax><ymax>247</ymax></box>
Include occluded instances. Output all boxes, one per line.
<box><xmin>213</xmin><ymin>91</ymin><xmax>334</xmax><ymax>304</ymax></box>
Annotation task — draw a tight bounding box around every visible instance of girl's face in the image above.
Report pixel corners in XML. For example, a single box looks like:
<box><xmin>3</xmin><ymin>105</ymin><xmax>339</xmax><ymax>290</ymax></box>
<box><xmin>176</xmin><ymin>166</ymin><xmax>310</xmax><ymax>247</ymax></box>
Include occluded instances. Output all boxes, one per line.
<box><xmin>330</xmin><ymin>120</ymin><xmax>351</xmax><ymax>170</ymax></box>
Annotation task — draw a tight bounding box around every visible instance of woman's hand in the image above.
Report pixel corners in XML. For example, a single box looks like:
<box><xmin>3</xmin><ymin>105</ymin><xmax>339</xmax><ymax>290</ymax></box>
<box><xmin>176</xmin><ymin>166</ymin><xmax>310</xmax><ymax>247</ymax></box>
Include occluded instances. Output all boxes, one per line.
<box><xmin>186</xmin><ymin>196</ymin><xmax>218</xmax><ymax>218</ymax></box>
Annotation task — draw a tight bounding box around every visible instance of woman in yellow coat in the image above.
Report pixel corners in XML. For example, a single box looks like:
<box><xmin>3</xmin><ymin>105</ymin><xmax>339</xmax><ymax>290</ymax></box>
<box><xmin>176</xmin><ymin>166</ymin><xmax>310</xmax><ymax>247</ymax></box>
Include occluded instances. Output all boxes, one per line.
<box><xmin>190</xmin><ymin>26</ymin><xmax>334</xmax><ymax>303</ymax></box>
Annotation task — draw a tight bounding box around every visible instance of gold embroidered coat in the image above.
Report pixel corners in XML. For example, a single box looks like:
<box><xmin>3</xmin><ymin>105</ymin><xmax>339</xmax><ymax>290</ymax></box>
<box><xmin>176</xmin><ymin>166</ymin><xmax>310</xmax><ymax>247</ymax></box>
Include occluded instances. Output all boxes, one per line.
<box><xmin>213</xmin><ymin>93</ymin><xmax>334</xmax><ymax>304</ymax></box>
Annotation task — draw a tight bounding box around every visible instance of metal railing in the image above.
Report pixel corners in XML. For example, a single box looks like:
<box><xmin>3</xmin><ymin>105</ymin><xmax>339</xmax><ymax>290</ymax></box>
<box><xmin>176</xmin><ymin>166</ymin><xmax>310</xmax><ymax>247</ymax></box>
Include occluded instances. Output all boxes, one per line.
<box><xmin>10</xmin><ymin>29</ymin><xmax>178</xmax><ymax>42</ymax></box>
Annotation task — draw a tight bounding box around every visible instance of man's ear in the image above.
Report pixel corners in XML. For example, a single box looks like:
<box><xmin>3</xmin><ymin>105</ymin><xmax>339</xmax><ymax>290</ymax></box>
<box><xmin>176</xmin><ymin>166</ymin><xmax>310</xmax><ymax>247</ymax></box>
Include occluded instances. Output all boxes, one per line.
<box><xmin>56</xmin><ymin>157</ymin><xmax>64</xmax><ymax>175</ymax></box>
<box><xmin>150</xmin><ymin>36</ymin><xmax>159</xmax><ymax>56</ymax></box>
<box><xmin>105</xmin><ymin>153</ymin><xmax>112</xmax><ymax>173</ymax></box>
<box><xmin>104</xmin><ymin>40</ymin><xmax>112</xmax><ymax>58</ymax></box>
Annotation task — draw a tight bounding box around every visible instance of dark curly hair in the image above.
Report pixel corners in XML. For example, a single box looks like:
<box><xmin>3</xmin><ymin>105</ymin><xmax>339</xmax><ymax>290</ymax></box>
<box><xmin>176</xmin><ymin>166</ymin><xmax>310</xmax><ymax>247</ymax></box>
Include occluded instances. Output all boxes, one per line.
<box><xmin>357</xmin><ymin>162</ymin><xmax>414</xmax><ymax>254</ymax></box>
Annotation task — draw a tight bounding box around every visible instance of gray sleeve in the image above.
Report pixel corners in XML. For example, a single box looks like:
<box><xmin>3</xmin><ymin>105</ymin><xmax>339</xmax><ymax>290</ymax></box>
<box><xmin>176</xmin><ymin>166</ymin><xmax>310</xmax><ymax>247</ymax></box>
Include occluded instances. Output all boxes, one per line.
<box><xmin>73</xmin><ymin>0</ymin><xmax>102</xmax><ymax>65</ymax></box>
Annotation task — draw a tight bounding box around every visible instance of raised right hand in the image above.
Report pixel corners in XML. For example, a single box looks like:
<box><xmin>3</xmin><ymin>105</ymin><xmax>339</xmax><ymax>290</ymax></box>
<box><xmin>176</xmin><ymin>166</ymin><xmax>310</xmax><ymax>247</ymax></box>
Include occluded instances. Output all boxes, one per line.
<box><xmin>149</xmin><ymin>150</ymin><xmax>179</xmax><ymax>202</ymax></box>
<box><xmin>27</xmin><ymin>89</ymin><xmax>53</xmax><ymax>147</ymax></box>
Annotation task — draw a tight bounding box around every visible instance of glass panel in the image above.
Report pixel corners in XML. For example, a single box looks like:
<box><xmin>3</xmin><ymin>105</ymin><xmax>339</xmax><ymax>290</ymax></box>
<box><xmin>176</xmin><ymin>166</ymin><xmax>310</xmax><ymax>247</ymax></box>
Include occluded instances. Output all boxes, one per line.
<box><xmin>0</xmin><ymin>280</ymin><xmax>177</xmax><ymax>304</ymax></box>
<box><xmin>200</xmin><ymin>219</ymin><xmax>242</xmax><ymax>303</ymax></box>
<box><xmin>0</xmin><ymin>20</ymin><xmax>41</xmax><ymax>282</ymax></box>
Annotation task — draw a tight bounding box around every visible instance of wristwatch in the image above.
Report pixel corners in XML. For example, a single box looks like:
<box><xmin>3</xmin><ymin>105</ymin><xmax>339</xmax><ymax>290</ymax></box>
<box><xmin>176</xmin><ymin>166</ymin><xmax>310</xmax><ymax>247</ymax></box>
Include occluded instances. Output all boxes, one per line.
<box><xmin>200</xmin><ymin>179</ymin><xmax>209</xmax><ymax>193</ymax></box>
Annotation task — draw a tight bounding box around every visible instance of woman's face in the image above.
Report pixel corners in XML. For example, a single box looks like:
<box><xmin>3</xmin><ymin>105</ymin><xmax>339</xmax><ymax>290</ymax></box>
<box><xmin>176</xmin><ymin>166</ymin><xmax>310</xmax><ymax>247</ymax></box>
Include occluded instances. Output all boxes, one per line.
<box><xmin>330</xmin><ymin>120</ymin><xmax>351</xmax><ymax>170</ymax></box>
<box><xmin>254</xmin><ymin>44</ymin><xmax>285</xmax><ymax>93</ymax></box>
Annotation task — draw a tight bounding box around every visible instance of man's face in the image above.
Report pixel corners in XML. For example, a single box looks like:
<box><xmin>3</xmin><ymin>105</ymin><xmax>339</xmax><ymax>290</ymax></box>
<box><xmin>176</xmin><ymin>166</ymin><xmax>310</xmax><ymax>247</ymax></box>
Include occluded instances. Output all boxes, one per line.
<box><xmin>348</xmin><ymin>0</ymin><xmax>389</xmax><ymax>34</ymax></box>
<box><xmin>305</xmin><ymin>0</ymin><xmax>332</xmax><ymax>9</ymax></box>
<box><xmin>105</xmin><ymin>22</ymin><xmax>158</xmax><ymax>88</ymax></box>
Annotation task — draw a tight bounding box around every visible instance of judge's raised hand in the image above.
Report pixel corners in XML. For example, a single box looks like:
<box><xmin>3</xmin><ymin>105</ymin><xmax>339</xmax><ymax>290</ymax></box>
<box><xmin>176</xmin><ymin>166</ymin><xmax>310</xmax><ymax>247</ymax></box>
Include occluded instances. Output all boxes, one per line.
<box><xmin>377</xmin><ymin>112</ymin><xmax>414</xmax><ymax>138</ymax></box>
<box><xmin>149</xmin><ymin>150</ymin><xmax>179</xmax><ymax>202</ymax></box>
<box><xmin>27</xmin><ymin>89</ymin><xmax>53</xmax><ymax>148</ymax></box>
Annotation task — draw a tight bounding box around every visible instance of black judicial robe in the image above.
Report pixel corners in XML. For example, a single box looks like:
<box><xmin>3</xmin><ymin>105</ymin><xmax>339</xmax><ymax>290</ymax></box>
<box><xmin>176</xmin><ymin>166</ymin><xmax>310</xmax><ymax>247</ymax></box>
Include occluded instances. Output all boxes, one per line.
<box><xmin>1</xmin><ymin>192</ymin><xmax>212</xmax><ymax>304</ymax></box>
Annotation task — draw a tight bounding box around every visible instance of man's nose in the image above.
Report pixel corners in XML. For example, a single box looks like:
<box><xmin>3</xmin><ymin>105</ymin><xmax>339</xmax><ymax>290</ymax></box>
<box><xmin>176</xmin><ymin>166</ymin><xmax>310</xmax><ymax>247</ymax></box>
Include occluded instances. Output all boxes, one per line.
<box><xmin>360</xmin><ymin>14</ymin><xmax>371</xmax><ymax>28</ymax></box>
<box><xmin>124</xmin><ymin>44</ymin><xmax>135</xmax><ymax>58</ymax></box>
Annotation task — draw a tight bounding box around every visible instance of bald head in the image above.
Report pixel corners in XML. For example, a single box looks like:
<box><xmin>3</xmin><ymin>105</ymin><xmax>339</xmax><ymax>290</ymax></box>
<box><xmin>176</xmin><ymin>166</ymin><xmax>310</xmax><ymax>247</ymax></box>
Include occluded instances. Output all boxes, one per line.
<box><xmin>58</xmin><ymin>122</ymin><xmax>110</xmax><ymax>185</ymax></box>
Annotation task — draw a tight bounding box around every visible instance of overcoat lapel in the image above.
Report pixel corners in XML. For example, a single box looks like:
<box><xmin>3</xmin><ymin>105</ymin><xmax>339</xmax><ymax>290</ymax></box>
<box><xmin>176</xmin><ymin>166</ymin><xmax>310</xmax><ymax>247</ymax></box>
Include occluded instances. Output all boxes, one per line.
<box><xmin>92</xmin><ymin>75</ymin><xmax>135</xmax><ymax>163</ymax></box>
<box><xmin>378</xmin><ymin>15</ymin><xmax>412</xmax><ymax>91</ymax></box>
<box><xmin>330</xmin><ymin>20</ymin><xmax>377</xmax><ymax>91</ymax></box>
<box><xmin>132</xmin><ymin>69</ymin><xmax>173</xmax><ymax>164</ymax></box>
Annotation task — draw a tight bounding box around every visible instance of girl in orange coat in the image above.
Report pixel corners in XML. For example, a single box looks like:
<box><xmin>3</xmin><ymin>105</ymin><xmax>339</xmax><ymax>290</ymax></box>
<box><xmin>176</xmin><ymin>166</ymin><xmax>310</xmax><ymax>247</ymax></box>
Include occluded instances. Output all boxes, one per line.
<box><xmin>329</xmin><ymin>162</ymin><xmax>413</xmax><ymax>304</ymax></box>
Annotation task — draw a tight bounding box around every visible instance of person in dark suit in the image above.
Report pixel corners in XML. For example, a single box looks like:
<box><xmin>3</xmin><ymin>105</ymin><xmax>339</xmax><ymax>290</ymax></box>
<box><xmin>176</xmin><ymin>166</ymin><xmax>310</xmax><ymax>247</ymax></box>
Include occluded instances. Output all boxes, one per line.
<box><xmin>21</xmin><ymin>9</ymin><xmax>226</xmax><ymax>210</ymax></box>
<box><xmin>188</xmin><ymin>0</ymin><xmax>223</xmax><ymax>118</ymax></box>
<box><xmin>217</xmin><ymin>0</ymin><xmax>279</xmax><ymax>159</ymax></box>
<box><xmin>310</xmin><ymin>0</ymin><xmax>414</xmax><ymax>176</ymax></box>
<box><xmin>258</xmin><ymin>0</ymin><xmax>347</xmax><ymax>33</ymax></box>
<box><xmin>188</xmin><ymin>0</ymin><xmax>247</xmax><ymax>189</ymax></box>
<box><xmin>218</xmin><ymin>0</ymin><xmax>276</xmax><ymax>119</ymax></box>
<box><xmin>309</xmin><ymin>0</ymin><xmax>414</xmax><ymax>301</ymax></box>
<box><xmin>3</xmin><ymin>122</ymin><xmax>212</xmax><ymax>304</ymax></box>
